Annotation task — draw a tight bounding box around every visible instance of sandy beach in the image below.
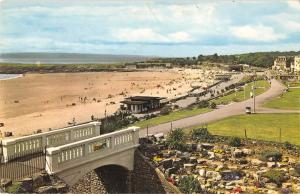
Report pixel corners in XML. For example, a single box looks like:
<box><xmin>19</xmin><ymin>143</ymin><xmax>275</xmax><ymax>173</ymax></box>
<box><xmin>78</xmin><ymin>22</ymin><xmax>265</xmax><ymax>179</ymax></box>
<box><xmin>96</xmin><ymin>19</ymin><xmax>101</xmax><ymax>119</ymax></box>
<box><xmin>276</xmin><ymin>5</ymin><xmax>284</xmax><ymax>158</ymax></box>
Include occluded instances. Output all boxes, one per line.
<box><xmin>0</xmin><ymin>68</ymin><xmax>223</xmax><ymax>136</ymax></box>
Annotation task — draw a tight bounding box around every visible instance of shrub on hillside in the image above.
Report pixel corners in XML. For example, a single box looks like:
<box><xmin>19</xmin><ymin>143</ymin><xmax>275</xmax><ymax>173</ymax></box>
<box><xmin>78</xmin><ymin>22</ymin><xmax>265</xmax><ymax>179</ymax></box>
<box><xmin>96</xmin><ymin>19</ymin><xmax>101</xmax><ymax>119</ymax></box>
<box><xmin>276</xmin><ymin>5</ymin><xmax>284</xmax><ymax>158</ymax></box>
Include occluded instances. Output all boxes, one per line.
<box><xmin>210</xmin><ymin>102</ymin><xmax>217</xmax><ymax>109</ymax></box>
<box><xmin>190</xmin><ymin>127</ymin><xmax>213</xmax><ymax>141</ymax></box>
<box><xmin>167</xmin><ymin>128</ymin><xmax>186</xmax><ymax>151</ymax></box>
<box><xmin>283</xmin><ymin>141</ymin><xmax>293</xmax><ymax>150</ymax></box>
<box><xmin>197</xmin><ymin>100</ymin><xmax>209</xmax><ymax>108</ymax></box>
<box><xmin>160</xmin><ymin>106</ymin><xmax>172</xmax><ymax>115</ymax></box>
<box><xmin>229</xmin><ymin>137</ymin><xmax>242</xmax><ymax>147</ymax></box>
<box><xmin>178</xmin><ymin>175</ymin><xmax>202</xmax><ymax>194</ymax></box>
<box><xmin>263</xmin><ymin>170</ymin><xmax>285</xmax><ymax>186</ymax></box>
<box><xmin>260</xmin><ymin>150</ymin><xmax>282</xmax><ymax>162</ymax></box>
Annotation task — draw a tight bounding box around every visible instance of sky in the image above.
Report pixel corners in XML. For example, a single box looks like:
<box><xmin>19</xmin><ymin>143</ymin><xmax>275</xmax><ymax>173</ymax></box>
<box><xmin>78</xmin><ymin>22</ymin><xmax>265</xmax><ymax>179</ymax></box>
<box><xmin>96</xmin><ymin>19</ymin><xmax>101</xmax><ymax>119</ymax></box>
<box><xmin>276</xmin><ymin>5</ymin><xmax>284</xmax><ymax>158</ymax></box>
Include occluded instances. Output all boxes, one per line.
<box><xmin>0</xmin><ymin>0</ymin><xmax>300</xmax><ymax>57</ymax></box>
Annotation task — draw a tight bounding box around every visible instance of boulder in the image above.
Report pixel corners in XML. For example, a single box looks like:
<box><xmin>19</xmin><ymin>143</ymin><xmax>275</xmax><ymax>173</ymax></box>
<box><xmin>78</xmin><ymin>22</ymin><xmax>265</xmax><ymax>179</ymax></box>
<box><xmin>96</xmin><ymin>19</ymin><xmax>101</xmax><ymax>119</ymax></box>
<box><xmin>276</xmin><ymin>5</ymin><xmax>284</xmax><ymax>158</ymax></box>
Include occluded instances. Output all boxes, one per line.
<box><xmin>199</xmin><ymin>169</ymin><xmax>206</xmax><ymax>177</ymax></box>
<box><xmin>54</xmin><ymin>183</ymin><xmax>68</xmax><ymax>193</ymax></box>
<box><xmin>206</xmin><ymin>171</ymin><xmax>221</xmax><ymax>180</ymax></box>
<box><xmin>208</xmin><ymin>151</ymin><xmax>215</xmax><ymax>159</ymax></box>
<box><xmin>251</xmin><ymin>158</ymin><xmax>265</xmax><ymax>166</ymax></box>
<box><xmin>162</xmin><ymin>158</ymin><xmax>173</xmax><ymax>169</ymax></box>
<box><xmin>172</xmin><ymin>158</ymin><xmax>183</xmax><ymax>168</ymax></box>
<box><xmin>242</xmin><ymin>148</ymin><xmax>253</xmax><ymax>155</ymax></box>
<box><xmin>32</xmin><ymin>172</ymin><xmax>50</xmax><ymax>188</ymax></box>
<box><xmin>165</xmin><ymin>167</ymin><xmax>177</xmax><ymax>177</ymax></box>
<box><xmin>183</xmin><ymin>163</ymin><xmax>195</xmax><ymax>172</ymax></box>
<box><xmin>233</xmin><ymin>149</ymin><xmax>244</xmax><ymax>158</ymax></box>
<box><xmin>267</xmin><ymin>162</ymin><xmax>277</xmax><ymax>168</ymax></box>
<box><xmin>0</xmin><ymin>179</ymin><xmax>12</xmax><ymax>189</ymax></box>
<box><xmin>19</xmin><ymin>177</ymin><xmax>33</xmax><ymax>192</ymax></box>
<box><xmin>189</xmin><ymin>156</ymin><xmax>197</xmax><ymax>164</ymax></box>
<box><xmin>221</xmin><ymin>170</ymin><xmax>245</xmax><ymax>181</ymax></box>
<box><xmin>265</xmin><ymin>183</ymin><xmax>278</xmax><ymax>190</ymax></box>
<box><xmin>225</xmin><ymin>185</ymin><xmax>234</xmax><ymax>190</ymax></box>
<box><xmin>36</xmin><ymin>186</ymin><xmax>57</xmax><ymax>193</ymax></box>
<box><xmin>201</xmin><ymin>143</ymin><xmax>214</xmax><ymax>150</ymax></box>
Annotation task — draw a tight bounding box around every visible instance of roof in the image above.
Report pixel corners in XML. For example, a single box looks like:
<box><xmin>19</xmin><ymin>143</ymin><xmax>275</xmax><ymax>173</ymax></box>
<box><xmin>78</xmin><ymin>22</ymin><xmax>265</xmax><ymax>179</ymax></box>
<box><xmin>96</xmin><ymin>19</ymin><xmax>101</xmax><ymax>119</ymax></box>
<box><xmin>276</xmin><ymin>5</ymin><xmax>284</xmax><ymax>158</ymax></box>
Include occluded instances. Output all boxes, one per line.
<box><xmin>125</xmin><ymin>96</ymin><xmax>165</xmax><ymax>101</ymax></box>
<box><xmin>120</xmin><ymin>100</ymin><xmax>149</xmax><ymax>105</ymax></box>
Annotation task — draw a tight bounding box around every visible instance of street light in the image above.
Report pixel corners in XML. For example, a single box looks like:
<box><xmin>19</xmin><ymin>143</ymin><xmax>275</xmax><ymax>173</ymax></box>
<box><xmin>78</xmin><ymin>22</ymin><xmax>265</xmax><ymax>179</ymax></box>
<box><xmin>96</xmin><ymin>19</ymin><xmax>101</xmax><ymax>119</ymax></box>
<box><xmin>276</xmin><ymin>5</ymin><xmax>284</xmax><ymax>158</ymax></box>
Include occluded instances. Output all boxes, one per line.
<box><xmin>252</xmin><ymin>80</ymin><xmax>256</xmax><ymax>114</ymax></box>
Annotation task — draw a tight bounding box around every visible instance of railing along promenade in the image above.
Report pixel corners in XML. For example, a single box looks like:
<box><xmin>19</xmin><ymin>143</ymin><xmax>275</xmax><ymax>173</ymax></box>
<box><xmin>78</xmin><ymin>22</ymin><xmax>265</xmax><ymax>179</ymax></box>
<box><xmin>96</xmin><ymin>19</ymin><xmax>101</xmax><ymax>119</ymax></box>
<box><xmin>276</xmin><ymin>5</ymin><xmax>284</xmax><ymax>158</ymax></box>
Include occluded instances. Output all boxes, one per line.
<box><xmin>45</xmin><ymin>126</ymin><xmax>139</xmax><ymax>175</ymax></box>
<box><xmin>1</xmin><ymin>121</ymin><xmax>101</xmax><ymax>161</ymax></box>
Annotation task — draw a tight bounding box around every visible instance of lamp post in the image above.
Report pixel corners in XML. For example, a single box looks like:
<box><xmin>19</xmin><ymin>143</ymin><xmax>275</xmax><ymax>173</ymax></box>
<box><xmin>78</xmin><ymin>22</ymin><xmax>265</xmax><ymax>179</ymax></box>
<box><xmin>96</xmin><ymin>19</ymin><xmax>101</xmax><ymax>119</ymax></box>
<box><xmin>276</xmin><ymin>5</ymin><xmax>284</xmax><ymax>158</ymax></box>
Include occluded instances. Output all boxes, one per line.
<box><xmin>252</xmin><ymin>78</ymin><xmax>256</xmax><ymax>114</ymax></box>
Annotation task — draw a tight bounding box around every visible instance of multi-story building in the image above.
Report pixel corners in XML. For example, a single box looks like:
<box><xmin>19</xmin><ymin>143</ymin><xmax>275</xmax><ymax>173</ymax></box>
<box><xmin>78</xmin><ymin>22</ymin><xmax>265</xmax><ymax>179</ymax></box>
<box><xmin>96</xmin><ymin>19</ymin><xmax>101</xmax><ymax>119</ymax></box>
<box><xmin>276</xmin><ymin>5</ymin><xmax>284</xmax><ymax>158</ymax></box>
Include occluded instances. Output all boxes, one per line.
<box><xmin>293</xmin><ymin>56</ymin><xmax>300</xmax><ymax>72</ymax></box>
<box><xmin>272</xmin><ymin>56</ymin><xmax>288</xmax><ymax>71</ymax></box>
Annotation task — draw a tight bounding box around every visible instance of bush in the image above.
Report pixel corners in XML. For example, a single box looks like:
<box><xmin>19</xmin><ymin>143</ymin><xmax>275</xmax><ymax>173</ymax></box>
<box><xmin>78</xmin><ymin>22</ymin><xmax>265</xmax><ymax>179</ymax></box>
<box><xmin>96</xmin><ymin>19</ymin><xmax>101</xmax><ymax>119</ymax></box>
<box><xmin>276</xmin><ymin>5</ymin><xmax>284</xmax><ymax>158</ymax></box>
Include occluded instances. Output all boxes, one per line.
<box><xmin>167</xmin><ymin>128</ymin><xmax>186</xmax><ymax>150</ymax></box>
<box><xmin>229</xmin><ymin>137</ymin><xmax>242</xmax><ymax>147</ymax></box>
<box><xmin>178</xmin><ymin>176</ymin><xmax>202</xmax><ymax>193</ymax></box>
<box><xmin>210</xmin><ymin>102</ymin><xmax>217</xmax><ymax>109</ymax></box>
<box><xmin>197</xmin><ymin>100</ymin><xmax>209</xmax><ymax>108</ymax></box>
<box><xmin>160</xmin><ymin>106</ymin><xmax>172</xmax><ymax>115</ymax></box>
<box><xmin>190</xmin><ymin>127</ymin><xmax>213</xmax><ymax>141</ymax></box>
<box><xmin>260</xmin><ymin>150</ymin><xmax>282</xmax><ymax>162</ymax></box>
<box><xmin>283</xmin><ymin>141</ymin><xmax>293</xmax><ymax>150</ymax></box>
<box><xmin>294</xmin><ymin>163</ymin><xmax>300</xmax><ymax>175</ymax></box>
<box><xmin>6</xmin><ymin>182</ymin><xmax>24</xmax><ymax>193</ymax></box>
<box><xmin>263</xmin><ymin>170</ymin><xmax>285</xmax><ymax>186</ymax></box>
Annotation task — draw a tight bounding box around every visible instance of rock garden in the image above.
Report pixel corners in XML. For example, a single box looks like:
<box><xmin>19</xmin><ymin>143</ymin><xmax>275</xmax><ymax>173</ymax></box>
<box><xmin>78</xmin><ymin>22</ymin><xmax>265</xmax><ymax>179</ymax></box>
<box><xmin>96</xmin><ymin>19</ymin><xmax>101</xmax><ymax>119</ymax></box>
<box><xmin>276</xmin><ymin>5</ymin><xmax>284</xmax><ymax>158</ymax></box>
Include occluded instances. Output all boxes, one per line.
<box><xmin>140</xmin><ymin>128</ymin><xmax>300</xmax><ymax>194</ymax></box>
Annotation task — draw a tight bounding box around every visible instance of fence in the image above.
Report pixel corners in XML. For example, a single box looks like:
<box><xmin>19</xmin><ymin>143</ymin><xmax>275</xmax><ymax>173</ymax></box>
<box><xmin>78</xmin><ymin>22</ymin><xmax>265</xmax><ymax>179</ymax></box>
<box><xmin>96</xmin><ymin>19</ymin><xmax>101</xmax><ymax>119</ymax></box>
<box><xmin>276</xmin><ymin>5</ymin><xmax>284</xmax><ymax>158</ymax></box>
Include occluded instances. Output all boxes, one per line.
<box><xmin>0</xmin><ymin>147</ymin><xmax>46</xmax><ymax>180</ymax></box>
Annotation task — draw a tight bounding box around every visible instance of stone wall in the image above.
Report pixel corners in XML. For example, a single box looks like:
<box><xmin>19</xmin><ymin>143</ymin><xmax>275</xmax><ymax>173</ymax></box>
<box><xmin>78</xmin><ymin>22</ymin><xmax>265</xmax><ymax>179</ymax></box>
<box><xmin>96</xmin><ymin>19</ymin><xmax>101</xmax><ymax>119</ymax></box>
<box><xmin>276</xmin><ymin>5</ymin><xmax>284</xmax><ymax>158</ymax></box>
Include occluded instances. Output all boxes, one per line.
<box><xmin>132</xmin><ymin>150</ymin><xmax>181</xmax><ymax>194</ymax></box>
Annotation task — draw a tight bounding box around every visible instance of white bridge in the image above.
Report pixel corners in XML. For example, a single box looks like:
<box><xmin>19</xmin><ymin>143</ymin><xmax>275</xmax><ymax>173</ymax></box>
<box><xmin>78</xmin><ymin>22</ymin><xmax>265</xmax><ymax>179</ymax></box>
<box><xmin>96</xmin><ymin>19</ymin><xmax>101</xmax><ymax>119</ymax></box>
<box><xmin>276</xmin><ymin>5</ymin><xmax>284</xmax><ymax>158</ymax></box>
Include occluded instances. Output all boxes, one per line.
<box><xmin>0</xmin><ymin>122</ymin><xmax>140</xmax><ymax>186</ymax></box>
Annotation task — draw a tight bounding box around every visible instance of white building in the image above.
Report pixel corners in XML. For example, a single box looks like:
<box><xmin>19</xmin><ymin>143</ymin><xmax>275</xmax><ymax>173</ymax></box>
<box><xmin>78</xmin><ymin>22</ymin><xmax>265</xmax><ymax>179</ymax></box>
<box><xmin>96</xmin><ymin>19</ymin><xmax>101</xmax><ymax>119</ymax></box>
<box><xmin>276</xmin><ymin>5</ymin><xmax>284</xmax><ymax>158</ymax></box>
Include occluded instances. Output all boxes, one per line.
<box><xmin>293</xmin><ymin>56</ymin><xmax>300</xmax><ymax>72</ymax></box>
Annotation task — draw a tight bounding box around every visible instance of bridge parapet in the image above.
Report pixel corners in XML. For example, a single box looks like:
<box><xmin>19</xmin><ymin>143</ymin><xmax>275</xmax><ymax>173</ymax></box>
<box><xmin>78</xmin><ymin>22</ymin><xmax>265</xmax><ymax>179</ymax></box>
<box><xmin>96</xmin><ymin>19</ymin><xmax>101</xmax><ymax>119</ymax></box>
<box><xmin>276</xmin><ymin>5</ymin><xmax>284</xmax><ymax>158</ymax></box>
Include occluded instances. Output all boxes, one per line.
<box><xmin>45</xmin><ymin>126</ymin><xmax>140</xmax><ymax>175</ymax></box>
<box><xmin>1</xmin><ymin>121</ymin><xmax>101</xmax><ymax>161</ymax></box>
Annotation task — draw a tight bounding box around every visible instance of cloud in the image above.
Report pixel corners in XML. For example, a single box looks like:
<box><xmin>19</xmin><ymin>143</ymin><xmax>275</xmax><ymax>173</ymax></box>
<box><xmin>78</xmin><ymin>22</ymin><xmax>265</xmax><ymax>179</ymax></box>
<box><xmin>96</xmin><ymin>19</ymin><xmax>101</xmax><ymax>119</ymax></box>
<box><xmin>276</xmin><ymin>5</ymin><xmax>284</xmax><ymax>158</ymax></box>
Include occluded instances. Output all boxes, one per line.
<box><xmin>230</xmin><ymin>24</ymin><xmax>286</xmax><ymax>42</ymax></box>
<box><xmin>114</xmin><ymin>28</ymin><xmax>192</xmax><ymax>43</ymax></box>
<box><xmin>287</xmin><ymin>0</ymin><xmax>300</xmax><ymax>10</ymax></box>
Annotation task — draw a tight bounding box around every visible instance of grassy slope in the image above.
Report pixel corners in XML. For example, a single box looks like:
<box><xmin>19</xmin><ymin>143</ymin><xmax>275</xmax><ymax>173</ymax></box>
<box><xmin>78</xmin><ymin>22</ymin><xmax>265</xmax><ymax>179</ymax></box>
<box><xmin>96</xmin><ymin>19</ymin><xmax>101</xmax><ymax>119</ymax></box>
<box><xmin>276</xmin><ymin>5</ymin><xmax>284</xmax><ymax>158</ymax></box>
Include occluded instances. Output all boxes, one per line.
<box><xmin>264</xmin><ymin>88</ymin><xmax>300</xmax><ymax>110</ymax></box>
<box><xmin>187</xmin><ymin>113</ymin><xmax>300</xmax><ymax>145</ymax></box>
<box><xmin>212</xmin><ymin>80</ymin><xmax>270</xmax><ymax>105</ymax></box>
<box><xmin>134</xmin><ymin>108</ymin><xmax>211</xmax><ymax>128</ymax></box>
<box><xmin>264</xmin><ymin>81</ymin><xmax>300</xmax><ymax>110</ymax></box>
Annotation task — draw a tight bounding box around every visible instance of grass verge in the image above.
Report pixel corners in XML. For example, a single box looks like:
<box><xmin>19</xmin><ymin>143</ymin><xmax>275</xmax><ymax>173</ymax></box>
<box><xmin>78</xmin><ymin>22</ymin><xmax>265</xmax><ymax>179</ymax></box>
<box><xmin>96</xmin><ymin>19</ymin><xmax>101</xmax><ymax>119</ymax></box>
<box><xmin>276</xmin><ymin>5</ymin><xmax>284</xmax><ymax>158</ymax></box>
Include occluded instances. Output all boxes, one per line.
<box><xmin>187</xmin><ymin>113</ymin><xmax>300</xmax><ymax>145</ymax></box>
<box><xmin>134</xmin><ymin>108</ymin><xmax>211</xmax><ymax>128</ymax></box>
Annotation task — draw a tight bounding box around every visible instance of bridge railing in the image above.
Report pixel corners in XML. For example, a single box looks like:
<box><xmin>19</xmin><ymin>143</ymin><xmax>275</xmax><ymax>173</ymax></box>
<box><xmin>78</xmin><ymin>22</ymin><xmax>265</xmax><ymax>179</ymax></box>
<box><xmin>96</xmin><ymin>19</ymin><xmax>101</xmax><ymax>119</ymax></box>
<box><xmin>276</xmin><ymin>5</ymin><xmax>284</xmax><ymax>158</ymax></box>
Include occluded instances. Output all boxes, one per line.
<box><xmin>45</xmin><ymin>126</ymin><xmax>139</xmax><ymax>174</ymax></box>
<box><xmin>1</xmin><ymin>121</ymin><xmax>101</xmax><ymax>162</ymax></box>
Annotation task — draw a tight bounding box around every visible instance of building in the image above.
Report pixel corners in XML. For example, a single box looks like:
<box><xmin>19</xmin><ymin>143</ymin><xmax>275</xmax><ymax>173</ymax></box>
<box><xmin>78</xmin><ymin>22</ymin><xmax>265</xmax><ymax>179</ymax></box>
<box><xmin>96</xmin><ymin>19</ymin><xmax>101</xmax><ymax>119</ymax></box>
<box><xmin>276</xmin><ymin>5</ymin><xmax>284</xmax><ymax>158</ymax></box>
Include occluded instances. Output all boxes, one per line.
<box><xmin>293</xmin><ymin>56</ymin><xmax>300</xmax><ymax>72</ymax></box>
<box><xmin>272</xmin><ymin>56</ymin><xmax>288</xmax><ymax>71</ymax></box>
<box><xmin>120</xmin><ymin>96</ymin><xmax>166</xmax><ymax>113</ymax></box>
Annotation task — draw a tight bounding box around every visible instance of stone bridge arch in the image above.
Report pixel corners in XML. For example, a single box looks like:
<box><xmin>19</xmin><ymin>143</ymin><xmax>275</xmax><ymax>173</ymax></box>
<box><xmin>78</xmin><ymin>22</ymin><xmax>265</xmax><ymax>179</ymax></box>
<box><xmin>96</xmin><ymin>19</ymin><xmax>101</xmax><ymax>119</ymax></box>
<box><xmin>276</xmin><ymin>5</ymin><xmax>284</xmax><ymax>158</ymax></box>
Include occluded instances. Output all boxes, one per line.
<box><xmin>70</xmin><ymin>164</ymin><xmax>131</xmax><ymax>193</ymax></box>
<box><xmin>54</xmin><ymin>148</ymin><xmax>135</xmax><ymax>186</ymax></box>
<box><xmin>45</xmin><ymin>127</ymin><xmax>140</xmax><ymax>187</ymax></box>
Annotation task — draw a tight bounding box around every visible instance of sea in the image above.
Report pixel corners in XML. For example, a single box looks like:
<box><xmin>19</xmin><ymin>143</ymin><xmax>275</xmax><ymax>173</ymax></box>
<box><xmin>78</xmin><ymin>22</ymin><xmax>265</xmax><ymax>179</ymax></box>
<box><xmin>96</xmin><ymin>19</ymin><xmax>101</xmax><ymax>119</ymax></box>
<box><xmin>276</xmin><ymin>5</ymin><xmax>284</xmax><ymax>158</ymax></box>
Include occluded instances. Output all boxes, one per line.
<box><xmin>0</xmin><ymin>74</ymin><xmax>22</xmax><ymax>80</ymax></box>
<box><xmin>0</xmin><ymin>53</ymin><xmax>151</xmax><ymax>64</ymax></box>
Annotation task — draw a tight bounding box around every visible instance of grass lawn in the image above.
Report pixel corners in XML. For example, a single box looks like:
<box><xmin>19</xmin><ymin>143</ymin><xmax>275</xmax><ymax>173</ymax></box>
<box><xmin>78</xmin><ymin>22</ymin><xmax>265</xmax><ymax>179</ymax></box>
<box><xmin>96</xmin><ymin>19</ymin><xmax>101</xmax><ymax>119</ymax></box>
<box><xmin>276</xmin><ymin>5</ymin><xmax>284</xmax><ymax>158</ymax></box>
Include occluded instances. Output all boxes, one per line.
<box><xmin>187</xmin><ymin>113</ymin><xmax>300</xmax><ymax>145</ymax></box>
<box><xmin>133</xmin><ymin>108</ymin><xmax>211</xmax><ymax>128</ymax></box>
<box><xmin>264</xmin><ymin>88</ymin><xmax>300</xmax><ymax>110</ymax></box>
<box><xmin>212</xmin><ymin>80</ymin><xmax>270</xmax><ymax>105</ymax></box>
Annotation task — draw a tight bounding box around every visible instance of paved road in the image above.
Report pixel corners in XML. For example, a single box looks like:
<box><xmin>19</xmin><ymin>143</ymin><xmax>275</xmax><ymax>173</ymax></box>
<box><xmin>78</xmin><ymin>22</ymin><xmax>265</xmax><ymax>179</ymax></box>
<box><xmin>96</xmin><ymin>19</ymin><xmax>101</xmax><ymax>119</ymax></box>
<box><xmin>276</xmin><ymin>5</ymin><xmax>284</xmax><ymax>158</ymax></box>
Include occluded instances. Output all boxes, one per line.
<box><xmin>175</xmin><ymin>73</ymin><xmax>244</xmax><ymax>108</ymax></box>
<box><xmin>139</xmin><ymin>79</ymin><xmax>299</xmax><ymax>137</ymax></box>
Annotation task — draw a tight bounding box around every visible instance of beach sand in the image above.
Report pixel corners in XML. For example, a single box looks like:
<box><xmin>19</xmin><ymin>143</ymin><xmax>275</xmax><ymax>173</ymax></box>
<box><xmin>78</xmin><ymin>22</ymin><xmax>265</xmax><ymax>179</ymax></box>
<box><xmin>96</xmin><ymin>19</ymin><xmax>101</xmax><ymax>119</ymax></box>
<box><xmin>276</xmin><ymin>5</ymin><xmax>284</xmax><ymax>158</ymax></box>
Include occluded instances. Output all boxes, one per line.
<box><xmin>0</xmin><ymin>68</ymin><xmax>221</xmax><ymax>136</ymax></box>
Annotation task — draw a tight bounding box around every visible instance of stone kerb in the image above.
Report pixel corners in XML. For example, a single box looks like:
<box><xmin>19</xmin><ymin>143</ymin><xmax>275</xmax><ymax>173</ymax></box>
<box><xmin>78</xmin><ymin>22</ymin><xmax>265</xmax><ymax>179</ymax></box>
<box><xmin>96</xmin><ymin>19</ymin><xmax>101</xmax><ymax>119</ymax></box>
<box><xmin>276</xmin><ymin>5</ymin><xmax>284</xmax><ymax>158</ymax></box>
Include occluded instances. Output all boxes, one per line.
<box><xmin>45</xmin><ymin>126</ymin><xmax>140</xmax><ymax>175</ymax></box>
<box><xmin>1</xmin><ymin>121</ymin><xmax>101</xmax><ymax>161</ymax></box>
